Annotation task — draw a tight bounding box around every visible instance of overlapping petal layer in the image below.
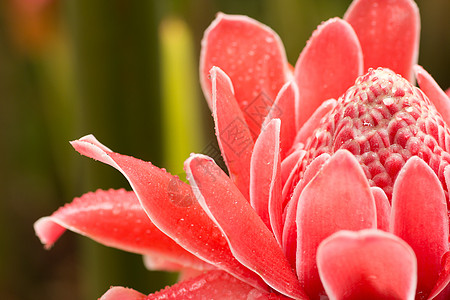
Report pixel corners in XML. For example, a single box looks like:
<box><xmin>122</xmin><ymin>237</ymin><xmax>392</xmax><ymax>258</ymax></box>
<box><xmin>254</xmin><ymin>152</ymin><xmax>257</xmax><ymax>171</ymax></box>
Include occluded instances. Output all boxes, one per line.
<box><xmin>282</xmin><ymin>153</ymin><xmax>330</xmax><ymax>268</ymax></box>
<box><xmin>34</xmin><ymin>189</ymin><xmax>209</xmax><ymax>270</ymax></box>
<box><xmin>265</xmin><ymin>82</ymin><xmax>300</xmax><ymax>159</ymax></box>
<box><xmin>185</xmin><ymin>154</ymin><xmax>307</xmax><ymax>299</ymax></box>
<box><xmin>148</xmin><ymin>270</ymin><xmax>283</xmax><ymax>300</ymax></box>
<box><xmin>250</xmin><ymin>119</ymin><xmax>282</xmax><ymax>243</ymax></box>
<box><xmin>296</xmin><ymin>150</ymin><xmax>376</xmax><ymax>297</ymax></box>
<box><xmin>70</xmin><ymin>135</ymin><xmax>268</xmax><ymax>291</ymax></box>
<box><xmin>391</xmin><ymin>157</ymin><xmax>449</xmax><ymax>297</ymax></box>
<box><xmin>35</xmin><ymin>1</ymin><xmax>450</xmax><ymax>299</ymax></box>
<box><xmin>211</xmin><ymin>67</ymin><xmax>253</xmax><ymax>200</ymax></box>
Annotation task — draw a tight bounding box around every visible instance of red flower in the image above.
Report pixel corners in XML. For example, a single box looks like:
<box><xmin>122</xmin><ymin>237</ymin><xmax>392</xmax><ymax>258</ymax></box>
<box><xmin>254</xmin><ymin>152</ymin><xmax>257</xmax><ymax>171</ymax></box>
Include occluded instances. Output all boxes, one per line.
<box><xmin>35</xmin><ymin>0</ymin><xmax>450</xmax><ymax>299</ymax></box>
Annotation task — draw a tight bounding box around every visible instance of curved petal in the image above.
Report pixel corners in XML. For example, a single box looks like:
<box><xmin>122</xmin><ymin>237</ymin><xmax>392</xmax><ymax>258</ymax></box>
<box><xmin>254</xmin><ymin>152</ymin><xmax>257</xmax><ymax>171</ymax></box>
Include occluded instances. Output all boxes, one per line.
<box><xmin>294</xmin><ymin>18</ymin><xmax>363</xmax><ymax>128</ymax></box>
<box><xmin>296</xmin><ymin>150</ymin><xmax>377</xmax><ymax>297</ymax></box>
<box><xmin>293</xmin><ymin>99</ymin><xmax>336</xmax><ymax>146</ymax></box>
<box><xmin>263</xmin><ymin>81</ymin><xmax>300</xmax><ymax>159</ymax></box>
<box><xmin>34</xmin><ymin>189</ymin><xmax>208</xmax><ymax>270</ymax></box>
<box><xmin>100</xmin><ymin>287</ymin><xmax>146</xmax><ymax>300</ymax></box>
<box><xmin>211</xmin><ymin>67</ymin><xmax>253</xmax><ymax>200</ymax></box>
<box><xmin>148</xmin><ymin>270</ymin><xmax>280</xmax><ymax>300</ymax></box>
<box><xmin>281</xmin><ymin>155</ymin><xmax>303</xmax><ymax>209</ymax></box>
<box><xmin>281</xmin><ymin>148</ymin><xmax>305</xmax><ymax>188</ymax></box>
<box><xmin>200</xmin><ymin>13</ymin><xmax>291</xmax><ymax>134</ymax></box>
<box><xmin>282</xmin><ymin>153</ymin><xmax>330</xmax><ymax>268</ymax></box>
<box><xmin>414</xmin><ymin>65</ymin><xmax>450</xmax><ymax>126</ymax></box>
<box><xmin>317</xmin><ymin>229</ymin><xmax>417</xmax><ymax>300</ymax></box>
<box><xmin>70</xmin><ymin>135</ymin><xmax>267</xmax><ymax>292</ymax></box>
<box><xmin>390</xmin><ymin>157</ymin><xmax>449</xmax><ymax>297</ymax></box>
<box><xmin>344</xmin><ymin>0</ymin><xmax>420</xmax><ymax>82</ymax></box>
<box><xmin>428</xmin><ymin>251</ymin><xmax>450</xmax><ymax>300</ymax></box>
<box><xmin>371</xmin><ymin>186</ymin><xmax>391</xmax><ymax>231</ymax></box>
<box><xmin>250</xmin><ymin>119</ymin><xmax>283</xmax><ymax>243</ymax></box>
<box><xmin>185</xmin><ymin>154</ymin><xmax>307</xmax><ymax>299</ymax></box>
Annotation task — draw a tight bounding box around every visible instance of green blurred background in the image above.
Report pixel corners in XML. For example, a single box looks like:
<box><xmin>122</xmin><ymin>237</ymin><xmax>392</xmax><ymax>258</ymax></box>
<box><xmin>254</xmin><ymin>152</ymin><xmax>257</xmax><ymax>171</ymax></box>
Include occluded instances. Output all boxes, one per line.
<box><xmin>0</xmin><ymin>0</ymin><xmax>448</xmax><ymax>299</ymax></box>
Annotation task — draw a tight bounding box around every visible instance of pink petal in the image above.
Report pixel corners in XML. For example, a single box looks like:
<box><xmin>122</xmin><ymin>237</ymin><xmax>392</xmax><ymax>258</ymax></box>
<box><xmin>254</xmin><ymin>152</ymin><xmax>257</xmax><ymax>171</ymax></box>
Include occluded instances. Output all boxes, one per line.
<box><xmin>414</xmin><ymin>65</ymin><xmax>450</xmax><ymax>126</ymax></box>
<box><xmin>143</xmin><ymin>255</ymin><xmax>187</xmax><ymax>272</ymax></box>
<box><xmin>263</xmin><ymin>81</ymin><xmax>300</xmax><ymax>159</ymax></box>
<box><xmin>428</xmin><ymin>251</ymin><xmax>450</xmax><ymax>300</ymax></box>
<box><xmin>293</xmin><ymin>99</ymin><xmax>336</xmax><ymax>146</ymax></box>
<box><xmin>371</xmin><ymin>186</ymin><xmax>391</xmax><ymax>231</ymax></box>
<box><xmin>281</xmin><ymin>155</ymin><xmax>303</xmax><ymax>209</ymax></box>
<box><xmin>185</xmin><ymin>155</ymin><xmax>307</xmax><ymax>299</ymax></box>
<box><xmin>250</xmin><ymin>119</ymin><xmax>283</xmax><ymax>244</ymax></box>
<box><xmin>211</xmin><ymin>67</ymin><xmax>253</xmax><ymax>200</ymax></box>
<box><xmin>70</xmin><ymin>135</ymin><xmax>267</xmax><ymax>292</ymax></box>
<box><xmin>296</xmin><ymin>150</ymin><xmax>376</xmax><ymax>297</ymax></box>
<box><xmin>282</xmin><ymin>153</ymin><xmax>330</xmax><ymax>268</ymax></box>
<box><xmin>34</xmin><ymin>189</ymin><xmax>208</xmax><ymax>270</ymax></box>
<box><xmin>200</xmin><ymin>13</ymin><xmax>291</xmax><ymax>137</ymax></box>
<box><xmin>317</xmin><ymin>229</ymin><xmax>417</xmax><ymax>300</ymax></box>
<box><xmin>390</xmin><ymin>157</ymin><xmax>449</xmax><ymax>297</ymax></box>
<box><xmin>281</xmin><ymin>149</ymin><xmax>305</xmax><ymax>188</ymax></box>
<box><xmin>294</xmin><ymin>18</ymin><xmax>363</xmax><ymax>128</ymax></box>
<box><xmin>344</xmin><ymin>0</ymin><xmax>420</xmax><ymax>82</ymax></box>
<box><xmin>177</xmin><ymin>268</ymin><xmax>206</xmax><ymax>282</ymax></box>
<box><xmin>99</xmin><ymin>287</ymin><xmax>146</xmax><ymax>300</ymax></box>
<box><xmin>446</xmin><ymin>88</ymin><xmax>450</xmax><ymax>99</ymax></box>
<box><xmin>148</xmin><ymin>270</ymin><xmax>282</xmax><ymax>300</ymax></box>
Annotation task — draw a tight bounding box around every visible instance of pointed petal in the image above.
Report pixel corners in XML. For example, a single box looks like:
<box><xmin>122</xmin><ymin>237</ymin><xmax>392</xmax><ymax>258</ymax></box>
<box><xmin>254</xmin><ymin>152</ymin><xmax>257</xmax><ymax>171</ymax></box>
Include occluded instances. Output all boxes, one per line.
<box><xmin>281</xmin><ymin>149</ymin><xmax>305</xmax><ymax>188</ymax></box>
<box><xmin>371</xmin><ymin>187</ymin><xmax>391</xmax><ymax>231</ymax></box>
<box><xmin>391</xmin><ymin>157</ymin><xmax>449</xmax><ymax>297</ymax></box>
<box><xmin>99</xmin><ymin>287</ymin><xmax>146</xmax><ymax>300</ymax></box>
<box><xmin>263</xmin><ymin>81</ymin><xmax>300</xmax><ymax>159</ymax></box>
<box><xmin>34</xmin><ymin>189</ymin><xmax>208</xmax><ymax>270</ymax></box>
<box><xmin>185</xmin><ymin>155</ymin><xmax>307</xmax><ymax>299</ymax></box>
<box><xmin>200</xmin><ymin>13</ymin><xmax>290</xmax><ymax>130</ymax></box>
<box><xmin>414</xmin><ymin>65</ymin><xmax>450</xmax><ymax>126</ymax></box>
<box><xmin>250</xmin><ymin>119</ymin><xmax>283</xmax><ymax>244</ymax></box>
<box><xmin>428</xmin><ymin>252</ymin><xmax>450</xmax><ymax>300</ymax></box>
<box><xmin>211</xmin><ymin>67</ymin><xmax>253</xmax><ymax>200</ymax></box>
<box><xmin>296</xmin><ymin>150</ymin><xmax>376</xmax><ymax>297</ymax></box>
<box><xmin>293</xmin><ymin>99</ymin><xmax>336</xmax><ymax>145</ymax></box>
<box><xmin>282</xmin><ymin>153</ymin><xmax>330</xmax><ymax>268</ymax></box>
<box><xmin>294</xmin><ymin>18</ymin><xmax>363</xmax><ymax>127</ymax></box>
<box><xmin>317</xmin><ymin>229</ymin><xmax>417</xmax><ymax>300</ymax></box>
<box><xmin>148</xmin><ymin>270</ymin><xmax>279</xmax><ymax>300</ymax></box>
<box><xmin>70</xmin><ymin>135</ymin><xmax>267</xmax><ymax>292</ymax></box>
<box><xmin>344</xmin><ymin>0</ymin><xmax>420</xmax><ymax>82</ymax></box>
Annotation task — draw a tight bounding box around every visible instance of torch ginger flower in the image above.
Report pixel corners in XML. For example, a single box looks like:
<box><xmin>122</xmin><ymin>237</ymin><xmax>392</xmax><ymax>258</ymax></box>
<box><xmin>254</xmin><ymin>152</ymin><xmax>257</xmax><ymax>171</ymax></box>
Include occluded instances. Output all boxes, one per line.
<box><xmin>35</xmin><ymin>0</ymin><xmax>450</xmax><ymax>299</ymax></box>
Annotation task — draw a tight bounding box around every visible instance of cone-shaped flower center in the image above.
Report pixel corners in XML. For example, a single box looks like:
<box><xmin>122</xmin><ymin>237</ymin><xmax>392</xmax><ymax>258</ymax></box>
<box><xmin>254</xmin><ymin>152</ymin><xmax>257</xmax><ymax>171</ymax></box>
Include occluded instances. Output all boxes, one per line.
<box><xmin>294</xmin><ymin>68</ymin><xmax>450</xmax><ymax>202</ymax></box>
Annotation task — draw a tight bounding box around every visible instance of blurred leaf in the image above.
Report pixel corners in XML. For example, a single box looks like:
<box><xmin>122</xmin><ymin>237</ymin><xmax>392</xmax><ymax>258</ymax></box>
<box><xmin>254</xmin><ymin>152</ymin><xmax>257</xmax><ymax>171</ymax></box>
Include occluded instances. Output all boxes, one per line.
<box><xmin>159</xmin><ymin>16</ymin><xmax>204</xmax><ymax>177</ymax></box>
